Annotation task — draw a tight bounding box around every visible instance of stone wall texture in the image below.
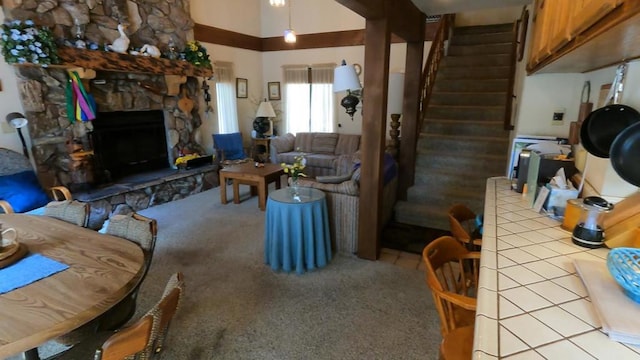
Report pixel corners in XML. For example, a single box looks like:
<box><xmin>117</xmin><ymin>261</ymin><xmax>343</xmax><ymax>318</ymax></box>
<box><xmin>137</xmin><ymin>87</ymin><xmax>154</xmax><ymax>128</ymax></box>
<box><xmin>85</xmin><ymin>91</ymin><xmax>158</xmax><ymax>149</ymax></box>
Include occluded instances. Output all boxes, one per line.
<box><xmin>2</xmin><ymin>0</ymin><xmax>206</xmax><ymax>190</ymax></box>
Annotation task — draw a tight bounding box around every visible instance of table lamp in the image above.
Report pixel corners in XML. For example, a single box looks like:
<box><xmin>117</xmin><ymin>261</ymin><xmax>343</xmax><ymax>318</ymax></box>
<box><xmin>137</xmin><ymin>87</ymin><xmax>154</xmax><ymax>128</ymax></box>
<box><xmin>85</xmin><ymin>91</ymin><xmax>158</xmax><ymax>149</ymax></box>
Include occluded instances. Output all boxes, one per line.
<box><xmin>254</xmin><ymin>100</ymin><xmax>276</xmax><ymax>138</ymax></box>
<box><xmin>6</xmin><ymin>112</ymin><xmax>29</xmax><ymax>158</ymax></box>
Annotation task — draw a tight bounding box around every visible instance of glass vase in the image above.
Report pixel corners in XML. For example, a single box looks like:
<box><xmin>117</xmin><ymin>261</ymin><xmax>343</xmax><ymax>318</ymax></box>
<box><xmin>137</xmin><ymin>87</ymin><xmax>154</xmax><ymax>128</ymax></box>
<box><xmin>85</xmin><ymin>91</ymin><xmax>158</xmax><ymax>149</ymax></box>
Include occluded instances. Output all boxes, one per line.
<box><xmin>290</xmin><ymin>177</ymin><xmax>301</xmax><ymax>201</ymax></box>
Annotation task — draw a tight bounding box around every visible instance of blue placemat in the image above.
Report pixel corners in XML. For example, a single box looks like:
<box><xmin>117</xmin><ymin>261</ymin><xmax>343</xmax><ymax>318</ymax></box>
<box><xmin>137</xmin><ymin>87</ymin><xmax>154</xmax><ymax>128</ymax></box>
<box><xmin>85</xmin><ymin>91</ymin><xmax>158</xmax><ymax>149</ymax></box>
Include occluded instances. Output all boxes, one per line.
<box><xmin>0</xmin><ymin>253</ymin><xmax>69</xmax><ymax>295</ymax></box>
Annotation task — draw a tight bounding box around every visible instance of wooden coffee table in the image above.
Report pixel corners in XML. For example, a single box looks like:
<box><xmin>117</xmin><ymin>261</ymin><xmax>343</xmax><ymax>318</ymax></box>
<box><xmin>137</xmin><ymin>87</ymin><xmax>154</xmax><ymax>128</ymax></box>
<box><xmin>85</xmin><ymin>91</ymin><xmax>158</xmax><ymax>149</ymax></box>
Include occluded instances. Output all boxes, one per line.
<box><xmin>219</xmin><ymin>162</ymin><xmax>285</xmax><ymax>211</ymax></box>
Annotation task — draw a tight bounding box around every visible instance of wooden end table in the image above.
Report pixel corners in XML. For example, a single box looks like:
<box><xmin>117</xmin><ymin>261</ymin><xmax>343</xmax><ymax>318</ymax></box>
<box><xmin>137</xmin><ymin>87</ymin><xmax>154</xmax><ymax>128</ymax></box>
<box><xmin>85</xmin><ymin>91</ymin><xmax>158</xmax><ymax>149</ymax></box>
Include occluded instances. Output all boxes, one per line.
<box><xmin>219</xmin><ymin>162</ymin><xmax>284</xmax><ymax>211</ymax></box>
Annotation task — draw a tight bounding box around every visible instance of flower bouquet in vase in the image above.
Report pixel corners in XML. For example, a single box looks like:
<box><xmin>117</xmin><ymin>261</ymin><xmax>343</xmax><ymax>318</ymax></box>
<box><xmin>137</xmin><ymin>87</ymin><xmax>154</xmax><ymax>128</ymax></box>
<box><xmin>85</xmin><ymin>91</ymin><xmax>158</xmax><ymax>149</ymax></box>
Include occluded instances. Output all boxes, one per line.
<box><xmin>281</xmin><ymin>152</ymin><xmax>306</xmax><ymax>201</ymax></box>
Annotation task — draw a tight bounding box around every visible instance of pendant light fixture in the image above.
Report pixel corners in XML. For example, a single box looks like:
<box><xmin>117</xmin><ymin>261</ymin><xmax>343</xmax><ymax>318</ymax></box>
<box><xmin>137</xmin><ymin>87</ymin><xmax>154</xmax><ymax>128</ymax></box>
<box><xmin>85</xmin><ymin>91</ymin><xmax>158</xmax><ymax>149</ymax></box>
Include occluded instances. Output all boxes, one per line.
<box><xmin>269</xmin><ymin>0</ymin><xmax>285</xmax><ymax>6</ymax></box>
<box><xmin>284</xmin><ymin>0</ymin><xmax>296</xmax><ymax>43</ymax></box>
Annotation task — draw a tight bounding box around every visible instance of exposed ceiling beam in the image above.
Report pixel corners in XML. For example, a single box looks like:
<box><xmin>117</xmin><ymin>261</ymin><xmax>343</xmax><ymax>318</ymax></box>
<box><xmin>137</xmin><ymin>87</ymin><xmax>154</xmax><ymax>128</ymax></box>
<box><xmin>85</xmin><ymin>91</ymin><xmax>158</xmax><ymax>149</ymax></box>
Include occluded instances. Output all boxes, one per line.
<box><xmin>335</xmin><ymin>0</ymin><xmax>426</xmax><ymax>42</ymax></box>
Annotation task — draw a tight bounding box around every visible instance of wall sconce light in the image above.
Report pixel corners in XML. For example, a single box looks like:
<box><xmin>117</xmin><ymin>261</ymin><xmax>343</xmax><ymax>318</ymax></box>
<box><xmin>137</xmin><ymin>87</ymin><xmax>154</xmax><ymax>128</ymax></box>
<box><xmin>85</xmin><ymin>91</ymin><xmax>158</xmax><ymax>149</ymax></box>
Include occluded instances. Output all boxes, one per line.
<box><xmin>333</xmin><ymin>60</ymin><xmax>362</xmax><ymax>120</ymax></box>
<box><xmin>254</xmin><ymin>99</ymin><xmax>276</xmax><ymax>138</ymax></box>
<box><xmin>6</xmin><ymin>112</ymin><xmax>29</xmax><ymax>158</ymax></box>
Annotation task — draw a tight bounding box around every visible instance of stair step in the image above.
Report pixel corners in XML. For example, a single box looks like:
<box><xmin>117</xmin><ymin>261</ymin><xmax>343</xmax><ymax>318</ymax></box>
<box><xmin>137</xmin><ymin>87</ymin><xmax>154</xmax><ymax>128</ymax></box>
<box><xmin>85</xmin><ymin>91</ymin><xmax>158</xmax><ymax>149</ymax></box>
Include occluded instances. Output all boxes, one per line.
<box><xmin>432</xmin><ymin>79</ymin><xmax>508</xmax><ymax>93</ymax></box>
<box><xmin>441</xmin><ymin>54</ymin><xmax>511</xmax><ymax>67</ymax></box>
<box><xmin>429</xmin><ymin>92</ymin><xmax>507</xmax><ymax>107</ymax></box>
<box><xmin>450</xmin><ymin>31</ymin><xmax>514</xmax><ymax>46</ymax></box>
<box><xmin>417</xmin><ymin>134</ymin><xmax>509</xmax><ymax>155</ymax></box>
<box><xmin>414</xmin><ymin>151</ymin><xmax>508</xmax><ymax>174</ymax></box>
<box><xmin>453</xmin><ymin>23</ymin><xmax>514</xmax><ymax>35</ymax></box>
<box><xmin>394</xmin><ymin>201</ymin><xmax>451</xmax><ymax>231</ymax></box>
<box><xmin>406</xmin><ymin>186</ymin><xmax>485</xmax><ymax>212</ymax></box>
<box><xmin>448</xmin><ymin>43</ymin><xmax>512</xmax><ymax>56</ymax></box>
<box><xmin>438</xmin><ymin>65</ymin><xmax>510</xmax><ymax>79</ymax></box>
<box><xmin>413</xmin><ymin>170</ymin><xmax>495</xmax><ymax>190</ymax></box>
<box><xmin>425</xmin><ymin>105</ymin><xmax>504</xmax><ymax>121</ymax></box>
<box><xmin>423</xmin><ymin>119</ymin><xmax>507</xmax><ymax>137</ymax></box>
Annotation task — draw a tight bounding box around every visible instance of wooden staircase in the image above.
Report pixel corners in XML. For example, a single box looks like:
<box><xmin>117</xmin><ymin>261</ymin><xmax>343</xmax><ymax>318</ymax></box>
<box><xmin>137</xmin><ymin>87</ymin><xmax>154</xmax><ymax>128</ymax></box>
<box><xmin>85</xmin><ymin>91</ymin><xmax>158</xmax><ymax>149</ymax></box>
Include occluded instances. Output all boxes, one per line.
<box><xmin>394</xmin><ymin>23</ymin><xmax>515</xmax><ymax>230</ymax></box>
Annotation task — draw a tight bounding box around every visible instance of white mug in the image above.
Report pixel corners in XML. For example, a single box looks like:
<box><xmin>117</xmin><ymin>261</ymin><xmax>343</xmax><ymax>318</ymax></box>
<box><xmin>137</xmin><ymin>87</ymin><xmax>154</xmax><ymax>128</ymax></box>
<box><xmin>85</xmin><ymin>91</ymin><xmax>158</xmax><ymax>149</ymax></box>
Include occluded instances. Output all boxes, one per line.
<box><xmin>1</xmin><ymin>227</ymin><xmax>17</xmax><ymax>245</ymax></box>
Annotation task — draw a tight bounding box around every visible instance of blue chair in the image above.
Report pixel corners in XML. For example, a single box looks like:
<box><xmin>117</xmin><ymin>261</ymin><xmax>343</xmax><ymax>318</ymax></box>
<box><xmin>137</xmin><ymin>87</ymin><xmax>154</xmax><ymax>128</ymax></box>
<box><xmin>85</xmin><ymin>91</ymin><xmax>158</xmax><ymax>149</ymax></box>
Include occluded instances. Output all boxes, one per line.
<box><xmin>0</xmin><ymin>148</ymin><xmax>72</xmax><ymax>214</ymax></box>
<box><xmin>212</xmin><ymin>132</ymin><xmax>251</xmax><ymax>165</ymax></box>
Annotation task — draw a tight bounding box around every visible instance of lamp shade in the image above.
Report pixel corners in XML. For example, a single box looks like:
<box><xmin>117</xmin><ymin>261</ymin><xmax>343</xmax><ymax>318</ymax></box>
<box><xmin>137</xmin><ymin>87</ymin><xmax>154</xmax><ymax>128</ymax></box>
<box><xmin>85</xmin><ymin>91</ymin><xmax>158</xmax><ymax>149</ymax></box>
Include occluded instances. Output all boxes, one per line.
<box><xmin>6</xmin><ymin>112</ymin><xmax>28</xmax><ymax>128</ymax></box>
<box><xmin>256</xmin><ymin>101</ymin><xmax>276</xmax><ymax>118</ymax></box>
<box><xmin>333</xmin><ymin>61</ymin><xmax>361</xmax><ymax>93</ymax></box>
<box><xmin>387</xmin><ymin>72</ymin><xmax>405</xmax><ymax>115</ymax></box>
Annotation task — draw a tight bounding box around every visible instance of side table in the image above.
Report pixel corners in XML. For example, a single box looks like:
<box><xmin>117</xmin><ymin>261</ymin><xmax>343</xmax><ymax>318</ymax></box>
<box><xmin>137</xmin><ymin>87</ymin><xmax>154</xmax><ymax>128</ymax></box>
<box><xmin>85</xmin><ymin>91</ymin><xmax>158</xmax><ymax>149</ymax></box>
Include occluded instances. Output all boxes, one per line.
<box><xmin>264</xmin><ymin>187</ymin><xmax>332</xmax><ymax>274</ymax></box>
<box><xmin>251</xmin><ymin>137</ymin><xmax>272</xmax><ymax>163</ymax></box>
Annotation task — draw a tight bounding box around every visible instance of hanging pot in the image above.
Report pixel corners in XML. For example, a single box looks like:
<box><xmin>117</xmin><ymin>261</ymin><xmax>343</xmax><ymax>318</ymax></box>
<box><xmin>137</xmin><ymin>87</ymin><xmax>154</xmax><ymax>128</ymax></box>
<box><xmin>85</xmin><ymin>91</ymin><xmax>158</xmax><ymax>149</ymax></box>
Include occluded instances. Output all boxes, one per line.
<box><xmin>610</xmin><ymin>121</ymin><xmax>640</xmax><ymax>187</ymax></box>
<box><xmin>580</xmin><ymin>104</ymin><xmax>640</xmax><ymax>158</ymax></box>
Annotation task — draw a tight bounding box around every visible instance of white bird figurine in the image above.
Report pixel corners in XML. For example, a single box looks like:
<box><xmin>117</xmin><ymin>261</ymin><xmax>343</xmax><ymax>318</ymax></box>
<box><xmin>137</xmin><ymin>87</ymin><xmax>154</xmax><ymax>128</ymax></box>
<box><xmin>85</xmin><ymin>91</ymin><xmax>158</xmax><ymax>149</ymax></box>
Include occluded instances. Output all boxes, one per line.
<box><xmin>140</xmin><ymin>44</ymin><xmax>161</xmax><ymax>58</ymax></box>
<box><xmin>107</xmin><ymin>24</ymin><xmax>130</xmax><ymax>54</ymax></box>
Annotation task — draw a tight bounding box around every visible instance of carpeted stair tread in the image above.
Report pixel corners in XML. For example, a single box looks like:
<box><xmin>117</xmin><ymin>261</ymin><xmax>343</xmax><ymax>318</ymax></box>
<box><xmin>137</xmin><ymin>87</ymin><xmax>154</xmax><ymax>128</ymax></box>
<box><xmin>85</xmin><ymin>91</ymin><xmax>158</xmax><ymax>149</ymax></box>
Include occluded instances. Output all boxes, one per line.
<box><xmin>450</xmin><ymin>31</ymin><xmax>514</xmax><ymax>46</ymax></box>
<box><xmin>413</xmin><ymin>170</ymin><xmax>493</xmax><ymax>189</ymax></box>
<box><xmin>433</xmin><ymin>79</ymin><xmax>508</xmax><ymax>92</ymax></box>
<box><xmin>414</xmin><ymin>153</ymin><xmax>507</xmax><ymax>174</ymax></box>
<box><xmin>437</xmin><ymin>65</ymin><xmax>510</xmax><ymax>79</ymax></box>
<box><xmin>424</xmin><ymin>105</ymin><xmax>505</xmax><ymax>121</ymax></box>
<box><xmin>447</xmin><ymin>43</ymin><xmax>512</xmax><ymax>56</ymax></box>
<box><xmin>441</xmin><ymin>54</ymin><xmax>511</xmax><ymax>67</ymax></box>
<box><xmin>423</xmin><ymin>121</ymin><xmax>507</xmax><ymax>137</ymax></box>
<box><xmin>453</xmin><ymin>23</ymin><xmax>514</xmax><ymax>35</ymax></box>
<box><xmin>394</xmin><ymin>201</ymin><xmax>450</xmax><ymax>230</ymax></box>
<box><xmin>429</xmin><ymin>94</ymin><xmax>507</xmax><ymax>106</ymax></box>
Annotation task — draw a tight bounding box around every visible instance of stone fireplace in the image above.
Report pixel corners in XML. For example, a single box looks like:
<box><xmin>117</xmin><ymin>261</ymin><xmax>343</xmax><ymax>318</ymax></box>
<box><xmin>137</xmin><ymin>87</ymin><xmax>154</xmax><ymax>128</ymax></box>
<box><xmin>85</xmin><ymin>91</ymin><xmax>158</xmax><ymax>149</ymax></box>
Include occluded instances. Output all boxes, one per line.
<box><xmin>3</xmin><ymin>0</ymin><xmax>219</xmax><ymax>227</ymax></box>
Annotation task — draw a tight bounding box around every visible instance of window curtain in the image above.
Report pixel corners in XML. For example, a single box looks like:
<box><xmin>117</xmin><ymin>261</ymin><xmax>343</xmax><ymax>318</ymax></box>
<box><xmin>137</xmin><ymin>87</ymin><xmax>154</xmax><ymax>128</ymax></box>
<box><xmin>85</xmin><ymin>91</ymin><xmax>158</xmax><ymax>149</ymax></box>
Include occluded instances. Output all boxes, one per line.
<box><xmin>214</xmin><ymin>61</ymin><xmax>239</xmax><ymax>134</ymax></box>
<box><xmin>283</xmin><ymin>63</ymin><xmax>335</xmax><ymax>134</ymax></box>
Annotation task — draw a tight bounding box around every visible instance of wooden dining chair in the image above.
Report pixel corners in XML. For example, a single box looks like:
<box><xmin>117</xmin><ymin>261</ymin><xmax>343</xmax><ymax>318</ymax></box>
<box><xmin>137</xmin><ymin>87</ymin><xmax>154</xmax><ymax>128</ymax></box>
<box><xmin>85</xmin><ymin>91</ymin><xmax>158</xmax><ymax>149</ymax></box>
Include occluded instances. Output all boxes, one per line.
<box><xmin>43</xmin><ymin>200</ymin><xmax>90</xmax><ymax>227</ymax></box>
<box><xmin>422</xmin><ymin>236</ymin><xmax>480</xmax><ymax>360</ymax></box>
<box><xmin>98</xmin><ymin>213</ymin><xmax>158</xmax><ymax>331</ymax></box>
<box><xmin>448</xmin><ymin>204</ymin><xmax>482</xmax><ymax>250</ymax></box>
<box><xmin>50</xmin><ymin>272</ymin><xmax>185</xmax><ymax>360</ymax></box>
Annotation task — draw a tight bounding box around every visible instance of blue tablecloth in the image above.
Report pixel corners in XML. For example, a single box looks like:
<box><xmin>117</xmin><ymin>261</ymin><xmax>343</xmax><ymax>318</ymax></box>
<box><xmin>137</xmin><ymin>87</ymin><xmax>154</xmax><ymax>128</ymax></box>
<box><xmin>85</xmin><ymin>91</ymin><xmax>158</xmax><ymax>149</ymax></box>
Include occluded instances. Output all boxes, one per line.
<box><xmin>264</xmin><ymin>188</ymin><xmax>332</xmax><ymax>274</ymax></box>
<box><xmin>0</xmin><ymin>253</ymin><xmax>69</xmax><ymax>294</ymax></box>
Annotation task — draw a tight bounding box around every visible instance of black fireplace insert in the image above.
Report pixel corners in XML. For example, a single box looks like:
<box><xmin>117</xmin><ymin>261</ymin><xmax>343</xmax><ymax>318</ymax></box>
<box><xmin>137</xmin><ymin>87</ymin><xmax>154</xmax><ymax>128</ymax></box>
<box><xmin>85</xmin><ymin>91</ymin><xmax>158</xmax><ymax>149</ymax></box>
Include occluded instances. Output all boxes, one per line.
<box><xmin>91</xmin><ymin>110</ymin><xmax>169</xmax><ymax>183</ymax></box>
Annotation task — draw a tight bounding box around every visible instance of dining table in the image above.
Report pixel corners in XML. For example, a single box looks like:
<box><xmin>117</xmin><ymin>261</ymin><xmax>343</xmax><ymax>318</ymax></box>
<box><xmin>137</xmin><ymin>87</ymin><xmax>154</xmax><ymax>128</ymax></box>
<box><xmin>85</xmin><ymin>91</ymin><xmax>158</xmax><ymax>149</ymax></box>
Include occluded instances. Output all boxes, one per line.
<box><xmin>0</xmin><ymin>214</ymin><xmax>145</xmax><ymax>360</ymax></box>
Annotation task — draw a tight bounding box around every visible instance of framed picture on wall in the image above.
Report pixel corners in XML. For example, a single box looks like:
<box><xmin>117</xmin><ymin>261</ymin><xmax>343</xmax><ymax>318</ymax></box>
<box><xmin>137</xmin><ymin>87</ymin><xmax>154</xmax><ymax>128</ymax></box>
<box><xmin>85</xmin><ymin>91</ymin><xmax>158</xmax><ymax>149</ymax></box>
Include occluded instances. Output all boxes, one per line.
<box><xmin>268</xmin><ymin>82</ymin><xmax>281</xmax><ymax>100</ymax></box>
<box><xmin>236</xmin><ymin>78</ymin><xmax>248</xmax><ymax>98</ymax></box>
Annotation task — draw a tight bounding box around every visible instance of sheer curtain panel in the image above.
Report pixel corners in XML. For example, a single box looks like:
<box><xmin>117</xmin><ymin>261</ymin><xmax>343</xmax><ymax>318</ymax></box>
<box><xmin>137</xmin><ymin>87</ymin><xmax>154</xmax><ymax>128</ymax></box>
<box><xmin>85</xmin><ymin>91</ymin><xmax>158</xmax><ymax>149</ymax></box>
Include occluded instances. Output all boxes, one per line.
<box><xmin>214</xmin><ymin>61</ymin><xmax>239</xmax><ymax>134</ymax></box>
<box><xmin>283</xmin><ymin>64</ymin><xmax>335</xmax><ymax>134</ymax></box>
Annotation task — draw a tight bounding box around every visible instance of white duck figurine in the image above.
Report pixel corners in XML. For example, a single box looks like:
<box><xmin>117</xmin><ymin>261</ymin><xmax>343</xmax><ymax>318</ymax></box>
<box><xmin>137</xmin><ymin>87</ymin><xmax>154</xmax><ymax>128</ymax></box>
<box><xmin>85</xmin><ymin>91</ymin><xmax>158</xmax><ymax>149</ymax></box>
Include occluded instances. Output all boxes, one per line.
<box><xmin>107</xmin><ymin>24</ymin><xmax>130</xmax><ymax>54</ymax></box>
<box><xmin>140</xmin><ymin>44</ymin><xmax>161</xmax><ymax>58</ymax></box>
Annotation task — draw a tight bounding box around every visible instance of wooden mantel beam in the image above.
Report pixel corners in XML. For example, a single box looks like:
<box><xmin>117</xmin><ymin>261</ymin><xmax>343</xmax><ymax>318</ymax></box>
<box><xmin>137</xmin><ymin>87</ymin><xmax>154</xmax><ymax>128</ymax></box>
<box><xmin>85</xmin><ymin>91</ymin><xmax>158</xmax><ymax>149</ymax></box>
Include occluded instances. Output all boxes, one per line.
<box><xmin>335</xmin><ymin>0</ymin><xmax>426</xmax><ymax>42</ymax></box>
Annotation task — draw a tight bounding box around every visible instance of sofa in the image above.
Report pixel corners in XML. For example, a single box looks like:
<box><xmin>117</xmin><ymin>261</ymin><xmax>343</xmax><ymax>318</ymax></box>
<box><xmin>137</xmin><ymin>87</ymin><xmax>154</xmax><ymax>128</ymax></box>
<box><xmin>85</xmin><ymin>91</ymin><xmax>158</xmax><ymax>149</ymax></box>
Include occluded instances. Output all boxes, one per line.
<box><xmin>269</xmin><ymin>132</ymin><xmax>360</xmax><ymax>178</ymax></box>
<box><xmin>296</xmin><ymin>152</ymin><xmax>398</xmax><ymax>255</ymax></box>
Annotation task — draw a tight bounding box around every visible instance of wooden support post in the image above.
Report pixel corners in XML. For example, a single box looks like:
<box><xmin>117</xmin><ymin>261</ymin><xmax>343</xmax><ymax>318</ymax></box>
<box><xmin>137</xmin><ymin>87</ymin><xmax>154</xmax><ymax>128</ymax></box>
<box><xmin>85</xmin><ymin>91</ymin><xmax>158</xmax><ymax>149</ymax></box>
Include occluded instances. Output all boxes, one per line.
<box><xmin>357</xmin><ymin>17</ymin><xmax>391</xmax><ymax>261</ymax></box>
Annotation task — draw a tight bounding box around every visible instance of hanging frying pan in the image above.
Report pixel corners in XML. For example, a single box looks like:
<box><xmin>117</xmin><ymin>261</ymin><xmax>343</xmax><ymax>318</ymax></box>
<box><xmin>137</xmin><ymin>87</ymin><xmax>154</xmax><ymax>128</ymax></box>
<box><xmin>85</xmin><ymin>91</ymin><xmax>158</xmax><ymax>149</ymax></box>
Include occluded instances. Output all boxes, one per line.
<box><xmin>580</xmin><ymin>104</ymin><xmax>640</xmax><ymax>158</ymax></box>
<box><xmin>610</xmin><ymin>121</ymin><xmax>640</xmax><ymax>187</ymax></box>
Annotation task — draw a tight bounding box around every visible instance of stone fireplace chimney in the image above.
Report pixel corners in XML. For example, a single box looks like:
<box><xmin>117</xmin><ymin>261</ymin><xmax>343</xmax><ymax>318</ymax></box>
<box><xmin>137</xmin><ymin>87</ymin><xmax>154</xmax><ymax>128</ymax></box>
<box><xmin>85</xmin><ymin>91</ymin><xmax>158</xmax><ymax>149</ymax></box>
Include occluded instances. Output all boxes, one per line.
<box><xmin>2</xmin><ymin>0</ymin><xmax>212</xmax><ymax>190</ymax></box>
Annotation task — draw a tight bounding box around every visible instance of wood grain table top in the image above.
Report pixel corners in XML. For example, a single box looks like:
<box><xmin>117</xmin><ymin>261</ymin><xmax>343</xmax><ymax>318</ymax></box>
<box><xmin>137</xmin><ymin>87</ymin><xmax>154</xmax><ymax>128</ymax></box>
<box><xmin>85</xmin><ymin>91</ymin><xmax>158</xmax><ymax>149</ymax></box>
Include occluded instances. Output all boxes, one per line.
<box><xmin>0</xmin><ymin>214</ymin><xmax>145</xmax><ymax>358</ymax></box>
<box><xmin>220</xmin><ymin>162</ymin><xmax>284</xmax><ymax>176</ymax></box>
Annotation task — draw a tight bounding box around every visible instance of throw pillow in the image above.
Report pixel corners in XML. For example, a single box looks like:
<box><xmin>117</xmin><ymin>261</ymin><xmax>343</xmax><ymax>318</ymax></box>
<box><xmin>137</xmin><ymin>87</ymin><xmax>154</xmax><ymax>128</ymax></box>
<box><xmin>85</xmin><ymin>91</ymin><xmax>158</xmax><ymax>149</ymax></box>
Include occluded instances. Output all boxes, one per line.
<box><xmin>0</xmin><ymin>171</ymin><xmax>49</xmax><ymax>213</ymax></box>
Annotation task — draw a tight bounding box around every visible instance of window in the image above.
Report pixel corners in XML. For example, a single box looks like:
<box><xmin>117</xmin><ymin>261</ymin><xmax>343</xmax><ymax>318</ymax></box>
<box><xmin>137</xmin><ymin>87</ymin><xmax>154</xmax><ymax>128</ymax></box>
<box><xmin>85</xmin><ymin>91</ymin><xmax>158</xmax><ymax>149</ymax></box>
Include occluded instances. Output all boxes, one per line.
<box><xmin>213</xmin><ymin>61</ymin><xmax>239</xmax><ymax>134</ymax></box>
<box><xmin>282</xmin><ymin>64</ymin><xmax>335</xmax><ymax>134</ymax></box>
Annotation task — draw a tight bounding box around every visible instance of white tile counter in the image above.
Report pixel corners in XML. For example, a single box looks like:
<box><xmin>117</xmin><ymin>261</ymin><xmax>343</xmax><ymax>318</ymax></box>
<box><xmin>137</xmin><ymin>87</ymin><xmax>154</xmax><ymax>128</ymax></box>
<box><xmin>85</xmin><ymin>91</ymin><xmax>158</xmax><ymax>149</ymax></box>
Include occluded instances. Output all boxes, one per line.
<box><xmin>474</xmin><ymin>177</ymin><xmax>640</xmax><ymax>359</ymax></box>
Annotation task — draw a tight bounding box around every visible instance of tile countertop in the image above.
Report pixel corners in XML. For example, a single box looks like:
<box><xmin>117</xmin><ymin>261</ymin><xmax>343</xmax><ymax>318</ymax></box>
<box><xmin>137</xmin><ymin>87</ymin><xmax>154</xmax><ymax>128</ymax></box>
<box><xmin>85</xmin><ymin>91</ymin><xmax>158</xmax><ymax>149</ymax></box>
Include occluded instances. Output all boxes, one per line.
<box><xmin>473</xmin><ymin>177</ymin><xmax>640</xmax><ymax>359</ymax></box>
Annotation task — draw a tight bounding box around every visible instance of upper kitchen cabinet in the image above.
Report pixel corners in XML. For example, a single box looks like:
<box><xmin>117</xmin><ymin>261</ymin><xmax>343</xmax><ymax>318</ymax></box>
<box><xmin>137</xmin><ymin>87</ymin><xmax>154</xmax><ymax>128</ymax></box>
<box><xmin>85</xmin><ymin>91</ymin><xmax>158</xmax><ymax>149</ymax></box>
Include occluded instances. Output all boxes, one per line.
<box><xmin>527</xmin><ymin>0</ymin><xmax>640</xmax><ymax>74</ymax></box>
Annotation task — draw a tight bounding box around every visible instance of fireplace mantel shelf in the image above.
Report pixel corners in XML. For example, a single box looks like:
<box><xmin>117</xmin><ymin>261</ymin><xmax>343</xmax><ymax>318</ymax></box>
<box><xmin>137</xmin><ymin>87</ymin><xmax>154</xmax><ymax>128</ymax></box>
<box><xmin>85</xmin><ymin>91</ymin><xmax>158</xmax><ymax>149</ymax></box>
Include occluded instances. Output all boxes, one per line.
<box><xmin>16</xmin><ymin>46</ymin><xmax>213</xmax><ymax>78</ymax></box>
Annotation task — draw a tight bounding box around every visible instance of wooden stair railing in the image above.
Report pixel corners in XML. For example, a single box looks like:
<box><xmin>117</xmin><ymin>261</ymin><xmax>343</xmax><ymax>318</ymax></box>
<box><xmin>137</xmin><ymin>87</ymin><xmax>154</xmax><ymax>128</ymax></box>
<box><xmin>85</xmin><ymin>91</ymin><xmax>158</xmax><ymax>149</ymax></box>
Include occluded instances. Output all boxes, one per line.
<box><xmin>505</xmin><ymin>7</ymin><xmax>529</xmax><ymax>131</ymax></box>
<box><xmin>418</xmin><ymin>14</ymin><xmax>455</xmax><ymax>136</ymax></box>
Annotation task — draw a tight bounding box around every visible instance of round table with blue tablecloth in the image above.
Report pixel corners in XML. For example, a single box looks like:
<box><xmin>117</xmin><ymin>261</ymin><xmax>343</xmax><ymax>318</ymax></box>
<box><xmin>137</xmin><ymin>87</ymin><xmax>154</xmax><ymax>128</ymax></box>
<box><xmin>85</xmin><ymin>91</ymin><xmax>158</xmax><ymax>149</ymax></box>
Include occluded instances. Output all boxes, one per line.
<box><xmin>264</xmin><ymin>187</ymin><xmax>332</xmax><ymax>274</ymax></box>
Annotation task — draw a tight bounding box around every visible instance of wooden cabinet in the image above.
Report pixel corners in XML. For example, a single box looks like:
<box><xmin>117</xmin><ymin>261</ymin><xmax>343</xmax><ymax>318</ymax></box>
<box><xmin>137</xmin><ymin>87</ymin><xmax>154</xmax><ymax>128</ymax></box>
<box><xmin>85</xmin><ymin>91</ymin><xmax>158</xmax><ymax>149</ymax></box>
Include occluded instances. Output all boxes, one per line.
<box><xmin>527</xmin><ymin>0</ymin><xmax>640</xmax><ymax>74</ymax></box>
<box><xmin>570</xmin><ymin>0</ymin><xmax>623</xmax><ymax>36</ymax></box>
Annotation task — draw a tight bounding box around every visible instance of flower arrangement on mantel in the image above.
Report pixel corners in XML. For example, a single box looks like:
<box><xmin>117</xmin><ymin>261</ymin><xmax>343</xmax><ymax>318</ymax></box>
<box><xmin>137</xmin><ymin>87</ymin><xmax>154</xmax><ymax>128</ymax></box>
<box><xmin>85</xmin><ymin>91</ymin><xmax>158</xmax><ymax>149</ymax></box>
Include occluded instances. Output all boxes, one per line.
<box><xmin>182</xmin><ymin>40</ymin><xmax>211</xmax><ymax>68</ymax></box>
<box><xmin>0</xmin><ymin>20</ymin><xmax>60</xmax><ymax>66</ymax></box>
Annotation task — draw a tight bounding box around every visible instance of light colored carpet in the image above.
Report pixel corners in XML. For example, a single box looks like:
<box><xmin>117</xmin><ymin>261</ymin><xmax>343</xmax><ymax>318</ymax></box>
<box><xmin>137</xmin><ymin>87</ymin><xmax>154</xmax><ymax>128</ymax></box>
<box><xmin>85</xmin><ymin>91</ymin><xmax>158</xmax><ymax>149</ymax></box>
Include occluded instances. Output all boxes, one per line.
<box><xmin>17</xmin><ymin>184</ymin><xmax>443</xmax><ymax>360</ymax></box>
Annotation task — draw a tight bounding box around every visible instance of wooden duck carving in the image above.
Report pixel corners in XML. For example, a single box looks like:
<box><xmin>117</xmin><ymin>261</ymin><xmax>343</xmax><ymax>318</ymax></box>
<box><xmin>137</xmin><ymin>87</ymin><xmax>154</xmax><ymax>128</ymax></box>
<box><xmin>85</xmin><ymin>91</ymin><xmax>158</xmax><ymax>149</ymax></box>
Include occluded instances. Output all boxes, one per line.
<box><xmin>107</xmin><ymin>24</ymin><xmax>129</xmax><ymax>54</ymax></box>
